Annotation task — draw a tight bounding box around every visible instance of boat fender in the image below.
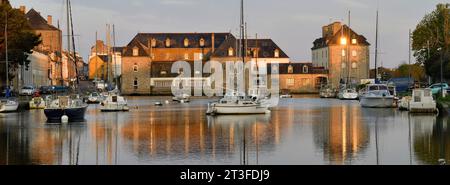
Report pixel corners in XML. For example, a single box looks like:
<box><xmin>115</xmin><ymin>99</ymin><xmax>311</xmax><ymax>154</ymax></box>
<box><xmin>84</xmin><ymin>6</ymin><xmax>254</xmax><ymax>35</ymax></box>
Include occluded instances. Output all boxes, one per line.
<box><xmin>61</xmin><ymin>115</ymin><xmax>69</xmax><ymax>124</ymax></box>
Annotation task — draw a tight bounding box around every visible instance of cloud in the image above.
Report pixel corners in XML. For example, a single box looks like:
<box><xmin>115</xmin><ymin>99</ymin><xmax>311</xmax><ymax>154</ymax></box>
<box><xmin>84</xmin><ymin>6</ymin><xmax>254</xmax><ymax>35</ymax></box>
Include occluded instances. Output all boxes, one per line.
<box><xmin>333</xmin><ymin>0</ymin><xmax>369</xmax><ymax>8</ymax></box>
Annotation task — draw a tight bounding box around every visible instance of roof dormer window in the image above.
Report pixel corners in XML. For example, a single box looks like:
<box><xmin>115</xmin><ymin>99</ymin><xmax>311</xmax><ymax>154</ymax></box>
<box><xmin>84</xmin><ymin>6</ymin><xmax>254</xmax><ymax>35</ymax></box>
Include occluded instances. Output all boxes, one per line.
<box><xmin>228</xmin><ymin>47</ymin><xmax>234</xmax><ymax>57</ymax></box>
<box><xmin>151</xmin><ymin>38</ymin><xmax>157</xmax><ymax>47</ymax></box>
<box><xmin>199</xmin><ymin>38</ymin><xmax>205</xmax><ymax>47</ymax></box>
<box><xmin>352</xmin><ymin>38</ymin><xmax>357</xmax><ymax>45</ymax></box>
<box><xmin>184</xmin><ymin>38</ymin><xmax>189</xmax><ymax>47</ymax></box>
<box><xmin>288</xmin><ymin>65</ymin><xmax>294</xmax><ymax>74</ymax></box>
<box><xmin>274</xmin><ymin>49</ymin><xmax>280</xmax><ymax>58</ymax></box>
<box><xmin>165</xmin><ymin>38</ymin><xmax>171</xmax><ymax>48</ymax></box>
<box><xmin>132</xmin><ymin>47</ymin><xmax>139</xmax><ymax>56</ymax></box>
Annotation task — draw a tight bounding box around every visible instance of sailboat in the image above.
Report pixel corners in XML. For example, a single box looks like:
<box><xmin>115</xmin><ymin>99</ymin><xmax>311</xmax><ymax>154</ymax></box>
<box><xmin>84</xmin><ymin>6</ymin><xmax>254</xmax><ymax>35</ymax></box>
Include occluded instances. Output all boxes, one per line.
<box><xmin>44</xmin><ymin>0</ymin><xmax>88</xmax><ymax>122</ymax></box>
<box><xmin>206</xmin><ymin>0</ymin><xmax>270</xmax><ymax>115</ymax></box>
<box><xmin>0</xmin><ymin>14</ymin><xmax>19</xmax><ymax>113</ymax></box>
<box><xmin>338</xmin><ymin>11</ymin><xmax>358</xmax><ymax>100</ymax></box>
<box><xmin>359</xmin><ymin>10</ymin><xmax>395</xmax><ymax>108</ymax></box>
<box><xmin>100</xmin><ymin>24</ymin><xmax>129</xmax><ymax>112</ymax></box>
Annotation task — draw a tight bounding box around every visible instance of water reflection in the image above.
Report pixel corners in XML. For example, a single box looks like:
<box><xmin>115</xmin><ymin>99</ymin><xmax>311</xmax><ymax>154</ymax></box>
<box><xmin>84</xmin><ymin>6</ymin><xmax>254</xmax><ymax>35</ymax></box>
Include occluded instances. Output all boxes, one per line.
<box><xmin>0</xmin><ymin>96</ymin><xmax>449</xmax><ymax>165</ymax></box>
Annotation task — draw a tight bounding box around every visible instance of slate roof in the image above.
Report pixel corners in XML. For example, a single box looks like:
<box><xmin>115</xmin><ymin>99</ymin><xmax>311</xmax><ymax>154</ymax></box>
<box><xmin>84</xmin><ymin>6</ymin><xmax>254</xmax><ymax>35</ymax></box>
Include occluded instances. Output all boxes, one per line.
<box><xmin>25</xmin><ymin>8</ymin><xmax>58</xmax><ymax>31</ymax></box>
<box><xmin>312</xmin><ymin>25</ymin><xmax>370</xmax><ymax>50</ymax></box>
<box><xmin>212</xmin><ymin>37</ymin><xmax>289</xmax><ymax>58</ymax></box>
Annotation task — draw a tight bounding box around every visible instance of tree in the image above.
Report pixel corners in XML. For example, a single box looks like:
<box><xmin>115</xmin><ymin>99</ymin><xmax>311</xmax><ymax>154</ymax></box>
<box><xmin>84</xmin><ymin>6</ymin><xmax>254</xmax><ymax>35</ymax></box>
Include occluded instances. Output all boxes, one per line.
<box><xmin>412</xmin><ymin>4</ymin><xmax>450</xmax><ymax>82</ymax></box>
<box><xmin>0</xmin><ymin>2</ymin><xmax>41</xmax><ymax>83</ymax></box>
<box><xmin>392</xmin><ymin>63</ymin><xmax>426</xmax><ymax>82</ymax></box>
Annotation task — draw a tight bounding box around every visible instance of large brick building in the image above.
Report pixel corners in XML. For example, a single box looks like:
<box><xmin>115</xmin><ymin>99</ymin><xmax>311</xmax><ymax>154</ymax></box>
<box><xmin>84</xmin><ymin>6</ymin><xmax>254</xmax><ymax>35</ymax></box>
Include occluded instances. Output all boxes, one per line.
<box><xmin>312</xmin><ymin>22</ymin><xmax>370</xmax><ymax>89</ymax></box>
<box><xmin>119</xmin><ymin>32</ymin><xmax>290</xmax><ymax>95</ymax></box>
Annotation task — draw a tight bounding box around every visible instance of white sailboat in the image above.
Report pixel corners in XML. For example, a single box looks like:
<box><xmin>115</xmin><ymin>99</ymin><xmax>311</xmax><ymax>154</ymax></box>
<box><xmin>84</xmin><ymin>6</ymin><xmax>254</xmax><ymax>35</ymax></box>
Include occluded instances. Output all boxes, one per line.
<box><xmin>100</xmin><ymin>24</ymin><xmax>129</xmax><ymax>112</ymax></box>
<box><xmin>1</xmin><ymin>15</ymin><xmax>19</xmax><ymax>113</ymax></box>
<box><xmin>206</xmin><ymin>0</ymin><xmax>270</xmax><ymax>115</ymax></box>
<box><xmin>338</xmin><ymin>87</ymin><xmax>359</xmax><ymax>100</ymax></box>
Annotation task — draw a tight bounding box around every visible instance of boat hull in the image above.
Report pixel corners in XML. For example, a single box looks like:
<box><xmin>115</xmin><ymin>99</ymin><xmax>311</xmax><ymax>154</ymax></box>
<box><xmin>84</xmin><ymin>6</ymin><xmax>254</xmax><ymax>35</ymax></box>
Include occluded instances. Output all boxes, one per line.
<box><xmin>338</xmin><ymin>93</ymin><xmax>359</xmax><ymax>100</ymax></box>
<box><xmin>360</xmin><ymin>97</ymin><xmax>395</xmax><ymax>108</ymax></box>
<box><xmin>210</xmin><ymin>104</ymin><xmax>269</xmax><ymax>115</ymax></box>
<box><xmin>0</xmin><ymin>103</ymin><xmax>19</xmax><ymax>113</ymax></box>
<box><xmin>100</xmin><ymin>104</ymin><xmax>130</xmax><ymax>112</ymax></box>
<box><xmin>409</xmin><ymin>102</ymin><xmax>438</xmax><ymax>113</ymax></box>
<box><xmin>44</xmin><ymin>106</ymin><xmax>88</xmax><ymax>123</ymax></box>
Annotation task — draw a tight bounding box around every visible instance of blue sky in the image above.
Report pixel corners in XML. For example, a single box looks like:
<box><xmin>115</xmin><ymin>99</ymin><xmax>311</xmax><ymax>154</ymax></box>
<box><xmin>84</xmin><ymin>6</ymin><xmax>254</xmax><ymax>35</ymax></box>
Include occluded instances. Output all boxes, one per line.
<box><xmin>12</xmin><ymin>0</ymin><xmax>445</xmax><ymax>68</ymax></box>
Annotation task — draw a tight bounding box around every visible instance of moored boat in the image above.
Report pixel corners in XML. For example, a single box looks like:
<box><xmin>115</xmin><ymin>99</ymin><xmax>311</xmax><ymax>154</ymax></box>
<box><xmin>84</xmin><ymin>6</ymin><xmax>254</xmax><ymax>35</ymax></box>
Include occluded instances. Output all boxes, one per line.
<box><xmin>44</xmin><ymin>95</ymin><xmax>88</xmax><ymax>123</ymax></box>
<box><xmin>207</xmin><ymin>92</ymin><xmax>270</xmax><ymax>115</ymax></box>
<box><xmin>320</xmin><ymin>85</ymin><xmax>337</xmax><ymax>98</ymax></box>
<box><xmin>29</xmin><ymin>97</ymin><xmax>46</xmax><ymax>109</ymax></box>
<box><xmin>408</xmin><ymin>88</ymin><xmax>438</xmax><ymax>113</ymax></box>
<box><xmin>0</xmin><ymin>98</ymin><xmax>19</xmax><ymax>113</ymax></box>
<box><xmin>100</xmin><ymin>93</ymin><xmax>129</xmax><ymax>112</ymax></box>
<box><xmin>338</xmin><ymin>88</ymin><xmax>359</xmax><ymax>100</ymax></box>
<box><xmin>360</xmin><ymin>84</ymin><xmax>395</xmax><ymax>108</ymax></box>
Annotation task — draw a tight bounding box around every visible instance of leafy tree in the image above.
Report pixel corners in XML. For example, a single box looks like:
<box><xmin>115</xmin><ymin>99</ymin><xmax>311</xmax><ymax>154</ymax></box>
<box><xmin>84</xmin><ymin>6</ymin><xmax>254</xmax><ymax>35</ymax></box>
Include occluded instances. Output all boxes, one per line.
<box><xmin>412</xmin><ymin>4</ymin><xmax>450</xmax><ymax>82</ymax></box>
<box><xmin>0</xmin><ymin>2</ymin><xmax>41</xmax><ymax>83</ymax></box>
<box><xmin>392</xmin><ymin>63</ymin><xmax>426</xmax><ymax>82</ymax></box>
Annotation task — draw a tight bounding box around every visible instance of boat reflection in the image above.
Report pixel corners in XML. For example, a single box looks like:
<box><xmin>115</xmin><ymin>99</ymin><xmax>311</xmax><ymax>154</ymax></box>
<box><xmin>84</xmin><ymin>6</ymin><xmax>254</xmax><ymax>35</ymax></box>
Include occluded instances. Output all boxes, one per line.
<box><xmin>413</xmin><ymin>116</ymin><xmax>449</xmax><ymax>165</ymax></box>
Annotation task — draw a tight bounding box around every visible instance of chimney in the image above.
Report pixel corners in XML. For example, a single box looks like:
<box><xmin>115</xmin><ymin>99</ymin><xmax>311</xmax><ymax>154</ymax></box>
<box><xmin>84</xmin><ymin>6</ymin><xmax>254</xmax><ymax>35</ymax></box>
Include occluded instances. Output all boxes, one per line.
<box><xmin>47</xmin><ymin>15</ymin><xmax>53</xmax><ymax>26</ymax></box>
<box><xmin>19</xmin><ymin>6</ymin><xmax>26</xmax><ymax>14</ymax></box>
<box><xmin>211</xmin><ymin>33</ymin><xmax>215</xmax><ymax>52</ymax></box>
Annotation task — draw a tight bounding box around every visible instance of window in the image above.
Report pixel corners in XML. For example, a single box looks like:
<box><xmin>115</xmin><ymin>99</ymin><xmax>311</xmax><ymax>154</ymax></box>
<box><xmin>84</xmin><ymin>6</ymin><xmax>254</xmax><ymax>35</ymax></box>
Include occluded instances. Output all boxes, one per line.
<box><xmin>303</xmin><ymin>65</ymin><xmax>309</xmax><ymax>73</ymax></box>
<box><xmin>228</xmin><ymin>47</ymin><xmax>234</xmax><ymax>56</ymax></box>
<box><xmin>352</xmin><ymin>62</ymin><xmax>357</xmax><ymax>69</ymax></box>
<box><xmin>199</xmin><ymin>38</ymin><xmax>205</xmax><ymax>47</ymax></box>
<box><xmin>274</xmin><ymin>49</ymin><xmax>280</xmax><ymax>58</ymax></box>
<box><xmin>288</xmin><ymin>65</ymin><xmax>294</xmax><ymax>74</ymax></box>
<box><xmin>134</xmin><ymin>78</ymin><xmax>138</xmax><ymax>89</ymax></box>
<box><xmin>184</xmin><ymin>38</ymin><xmax>189</xmax><ymax>47</ymax></box>
<box><xmin>352</xmin><ymin>50</ymin><xmax>357</xmax><ymax>57</ymax></box>
<box><xmin>287</xmin><ymin>78</ymin><xmax>295</xmax><ymax>86</ymax></box>
<box><xmin>342</xmin><ymin>62</ymin><xmax>346</xmax><ymax>69</ymax></box>
<box><xmin>132</xmin><ymin>47</ymin><xmax>139</xmax><ymax>56</ymax></box>
<box><xmin>184</xmin><ymin>53</ymin><xmax>189</xmax><ymax>60</ymax></box>
<box><xmin>133</xmin><ymin>63</ymin><xmax>138</xmax><ymax>72</ymax></box>
<box><xmin>165</xmin><ymin>38</ymin><xmax>171</xmax><ymax>47</ymax></box>
<box><xmin>352</xmin><ymin>38</ymin><xmax>357</xmax><ymax>44</ymax></box>
<box><xmin>342</xmin><ymin>49</ymin><xmax>346</xmax><ymax>57</ymax></box>
<box><xmin>151</xmin><ymin>38</ymin><xmax>157</xmax><ymax>47</ymax></box>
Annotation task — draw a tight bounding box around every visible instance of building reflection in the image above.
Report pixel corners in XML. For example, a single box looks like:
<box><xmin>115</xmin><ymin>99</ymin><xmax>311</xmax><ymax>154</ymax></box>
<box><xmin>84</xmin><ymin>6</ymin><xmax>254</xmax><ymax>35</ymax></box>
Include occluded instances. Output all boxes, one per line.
<box><xmin>0</xmin><ymin>111</ymin><xmax>85</xmax><ymax>165</ymax></box>
<box><xmin>119</xmin><ymin>107</ymin><xmax>275</xmax><ymax>164</ymax></box>
<box><xmin>413</xmin><ymin>116</ymin><xmax>450</xmax><ymax>165</ymax></box>
<box><xmin>313</xmin><ymin>104</ymin><xmax>370</xmax><ymax>164</ymax></box>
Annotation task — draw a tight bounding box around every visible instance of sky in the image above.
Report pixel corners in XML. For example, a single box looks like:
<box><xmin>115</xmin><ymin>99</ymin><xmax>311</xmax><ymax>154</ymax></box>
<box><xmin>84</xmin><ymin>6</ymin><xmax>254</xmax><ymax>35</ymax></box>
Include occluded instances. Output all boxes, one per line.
<box><xmin>11</xmin><ymin>0</ymin><xmax>446</xmax><ymax>68</ymax></box>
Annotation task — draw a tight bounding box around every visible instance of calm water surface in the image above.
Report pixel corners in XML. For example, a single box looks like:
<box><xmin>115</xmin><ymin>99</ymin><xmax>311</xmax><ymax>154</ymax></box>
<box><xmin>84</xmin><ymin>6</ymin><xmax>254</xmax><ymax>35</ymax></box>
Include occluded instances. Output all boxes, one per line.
<box><xmin>0</xmin><ymin>95</ymin><xmax>448</xmax><ymax>165</ymax></box>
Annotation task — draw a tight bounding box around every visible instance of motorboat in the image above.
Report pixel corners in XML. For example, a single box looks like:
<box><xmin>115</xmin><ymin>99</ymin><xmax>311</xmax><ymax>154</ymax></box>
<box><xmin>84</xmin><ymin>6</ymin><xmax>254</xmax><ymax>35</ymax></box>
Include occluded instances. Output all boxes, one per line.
<box><xmin>44</xmin><ymin>95</ymin><xmax>88</xmax><ymax>123</ymax></box>
<box><xmin>206</xmin><ymin>92</ymin><xmax>270</xmax><ymax>115</ymax></box>
<box><xmin>359</xmin><ymin>84</ymin><xmax>395</xmax><ymax>108</ymax></box>
<box><xmin>172</xmin><ymin>93</ymin><xmax>190</xmax><ymax>103</ymax></box>
<box><xmin>29</xmin><ymin>97</ymin><xmax>46</xmax><ymax>109</ymax></box>
<box><xmin>87</xmin><ymin>92</ymin><xmax>103</xmax><ymax>104</ymax></box>
<box><xmin>100</xmin><ymin>93</ymin><xmax>129</xmax><ymax>112</ymax></box>
<box><xmin>408</xmin><ymin>89</ymin><xmax>438</xmax><ymax>113</ymax></box>
<box><xmin>0</xmin><ymin>98</ymin><xmax>19</xmax><ymax>113</ymax></box>
<box><xmin>320</xmin><ymin>85</ymin><xmax>337</xmax><ymax>98</ymax></box>
<box><xmin>280</xmin><ymin>89</ymin><xmax>293</xmax><ymax>98</ymax></box>
<box><xmin>338</xmin><ymin>88</ymin><xmax>359</xmax><ymax>100</ymax></box>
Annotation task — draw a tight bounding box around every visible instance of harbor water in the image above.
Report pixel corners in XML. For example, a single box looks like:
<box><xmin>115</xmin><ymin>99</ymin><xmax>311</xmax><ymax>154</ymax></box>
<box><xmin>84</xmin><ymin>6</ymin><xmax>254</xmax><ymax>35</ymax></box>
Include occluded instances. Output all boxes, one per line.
<box><xmin>0</xmin><ymin>95</ymin><xmax>448</xmax><ymax>165</ymax></box>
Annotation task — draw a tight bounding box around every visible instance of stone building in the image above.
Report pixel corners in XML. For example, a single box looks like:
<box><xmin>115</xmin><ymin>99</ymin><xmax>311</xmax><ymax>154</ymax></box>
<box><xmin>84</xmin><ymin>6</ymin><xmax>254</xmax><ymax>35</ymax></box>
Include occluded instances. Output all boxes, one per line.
<box><xmin>88</xmin><ymin>40</ymin><xmax>122</xmax><ymax>81</ymax></box>
<box><xmin>268</xmin><ymin>63</ymin><xmax>328</xmax><ymax>94</ymax></box>
<box><xmin>312</xmin><ymin>22</ymin><xmax>370</xmax><ymax>89</ymax></box>
<box><xmin>119</xmin><ymin>32</ymin><xmax>290</xmax><ymax>95</ymax></box>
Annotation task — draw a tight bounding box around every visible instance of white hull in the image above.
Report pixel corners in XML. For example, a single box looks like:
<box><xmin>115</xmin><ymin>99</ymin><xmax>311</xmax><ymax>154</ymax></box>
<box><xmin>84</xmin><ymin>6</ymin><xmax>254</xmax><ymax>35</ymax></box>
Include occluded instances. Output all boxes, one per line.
<box><xmin>209</xmin><ymin>104</ymin><xmax>269</xmax><ymax>115</ymax></box>
<box><xmin>100</xmin><ymin>103</ymin><xmax>129</xmax><ymax>112</ymax></box>
<box><xmin>360</xmin><ymin>97</ymin><xmax>395</xmax><ymax>108</ymax></box>
<box><xmin>100</xmin><ymin>94</ymin><xmax>129</xmax><ymax>112</ymax></box>
<box><xmin>0</xmin><ymin>101</ymin><xmax>19</xmax><ymax>113</ymax></box>
<box><xmin>338</xmin><ymin>93</ymin><xmax>358</xmax><ymax>100</ymax></box>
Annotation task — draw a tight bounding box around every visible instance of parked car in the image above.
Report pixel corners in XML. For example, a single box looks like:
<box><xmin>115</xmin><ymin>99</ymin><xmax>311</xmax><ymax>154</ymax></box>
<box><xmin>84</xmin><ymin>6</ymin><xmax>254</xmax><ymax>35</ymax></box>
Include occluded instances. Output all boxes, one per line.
<box><xmin>39</xmin><ymin>86</ymin><xmax>51</xmax><ymax>94</ymax></box>
<box><xmin>19</xmin><ymin>85</ymin><xmax>36</xmax><ymax>96</ymax></box>
<box><xmin>50</xmin><ymin>86</ymin><xmax>69</xmax><ymax>93</ymax></box>
<box><xmin>429</xmin><ymin>83</ymin><xmax>449</xmax><ymax>95</ymax></box>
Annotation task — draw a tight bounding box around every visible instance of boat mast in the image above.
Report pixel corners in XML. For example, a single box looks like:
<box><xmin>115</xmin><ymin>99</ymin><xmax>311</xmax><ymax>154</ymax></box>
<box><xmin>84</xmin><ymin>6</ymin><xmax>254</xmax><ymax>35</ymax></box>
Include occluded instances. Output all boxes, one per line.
<box><xmin>112</xmin><ymin>24</ymin><xmax>117</xmax><ymax>88</ymax></box>
<box><xmin>66</xmin><ymin>0</ymin><xmax>71</xmax><ymax>87</ymax></box>
<box><xmin>374</xmin><ymin>10</ymin><xmax>379</xmax><ymax>82</ymax></box>
<box><xmin>69</xmin><ymin>0</ymin><xmax>80</xmax><ymax>86</ymax></box>
<box><xmin>58</xmin><ymin>20</ymin><xmax>63</xmax><ymax>86</ymax></box>
<box><xmin>106</xmin><ymin>24</ymin><xmax>111</xmax><ymax>86</ymax></box>
<box><xmin>347</xmin><ymin>11</ymin><xmax>351</xmax><ymax>86</ymax></box>
<box><xmin>5</xmin><ymin>12</ymin><xmax>8</xmax><ymax>94</ymax></box>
